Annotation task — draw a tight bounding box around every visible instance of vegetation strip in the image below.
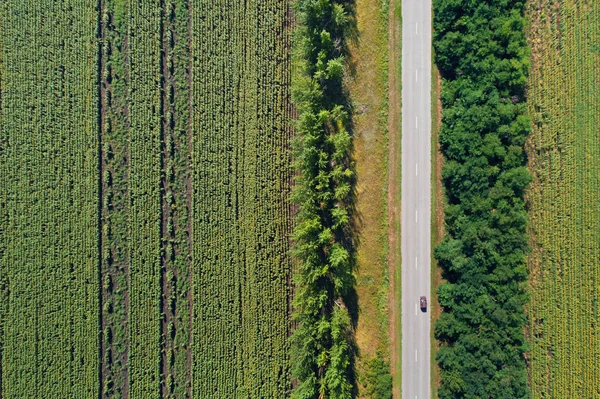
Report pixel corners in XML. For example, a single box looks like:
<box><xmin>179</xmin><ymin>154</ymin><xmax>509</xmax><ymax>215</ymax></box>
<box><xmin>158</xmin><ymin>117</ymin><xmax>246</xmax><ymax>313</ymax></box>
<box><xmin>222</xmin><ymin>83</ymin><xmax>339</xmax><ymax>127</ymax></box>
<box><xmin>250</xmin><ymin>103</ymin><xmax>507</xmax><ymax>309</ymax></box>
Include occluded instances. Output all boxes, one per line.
<box><xmin>525</xmin><ymin>1</ymin><xmax>600</xmax><ymax>396</ymax></box>
<box><xmin>99</xmin><ymin>0</ymin><xmax>132</xmax><ymax>396</ymax></box>
<box><xmin>191</xmin><ymin>1</ymin><xmax>294</xmax><ymax>397</ymax></box>
<box><xmin>290</xmin><ymin>1</ymin><xmax>359</xmax><ymax>397</ymax></box>
<box><xmin>433</xmin><ymin>1</ymin><xmax>531</xmax><ymax>397</ymax></box>
<box><xmin>0</xmin><ymin>2</ymin><xmax>100</xmax><ymax>396</ymax></box>
<box><xmin>348</xmin><ymin>0</ymin><xmax>393</xmax><ymax>396</ymax></box>
<box><xmin>128</xmin><ymin>2</ymin><xmax>162</xmax><ymax>397</ymax></box>
<box><xmin>159</xmin><ymin>1</ymin><xmax>193</xmax><ymax>398</ymax></box>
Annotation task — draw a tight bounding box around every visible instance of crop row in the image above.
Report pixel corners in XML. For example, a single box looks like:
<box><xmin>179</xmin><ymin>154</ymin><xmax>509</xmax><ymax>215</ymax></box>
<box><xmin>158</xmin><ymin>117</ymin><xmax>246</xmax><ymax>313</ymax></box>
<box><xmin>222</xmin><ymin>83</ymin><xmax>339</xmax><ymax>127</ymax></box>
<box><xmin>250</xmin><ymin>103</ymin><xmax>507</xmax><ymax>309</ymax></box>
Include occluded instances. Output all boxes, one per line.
<box><xmin>191</xmin><ymin>0</ymin><xmax>293</xmax><ymax>397</ymax></box>
<box><xmin>525</xmin><ymin>0</ymin><xmax>600</xmax><ymax>397</ymax></box>
<box><xmin>0</xmin><ymin>1</ymin><xmax>100</xmax><ymax>397</ymax></box>
<box><xmin>128</xmin><ymin>1</ymin><xmax>163</xmax><ymax>398</ymax></box>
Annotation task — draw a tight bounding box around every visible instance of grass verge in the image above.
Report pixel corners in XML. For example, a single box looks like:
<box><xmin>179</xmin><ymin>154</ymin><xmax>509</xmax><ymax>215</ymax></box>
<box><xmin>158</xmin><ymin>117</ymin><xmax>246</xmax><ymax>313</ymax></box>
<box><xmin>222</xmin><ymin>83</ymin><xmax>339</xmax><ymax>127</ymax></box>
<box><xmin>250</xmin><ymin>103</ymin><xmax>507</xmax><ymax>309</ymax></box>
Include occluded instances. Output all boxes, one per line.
<box><xmin>429</xmin><ymin>61</ymin><xmax>443</xmax><ymax>399</ymax></box>
<box><xmin>386</xmin><ymin>0</ymin><xmax>402</xmax><ymax>396</ymax></box>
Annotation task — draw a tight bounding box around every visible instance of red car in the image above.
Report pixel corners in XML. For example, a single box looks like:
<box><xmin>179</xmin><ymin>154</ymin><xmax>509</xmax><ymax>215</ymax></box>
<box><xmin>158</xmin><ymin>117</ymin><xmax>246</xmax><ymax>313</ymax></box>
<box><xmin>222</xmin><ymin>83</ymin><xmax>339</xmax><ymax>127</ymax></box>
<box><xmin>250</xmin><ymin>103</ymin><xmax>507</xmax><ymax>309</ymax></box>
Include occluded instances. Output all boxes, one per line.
<box><xmin>420</xmin><ymin>296</ymin><xmax>427</xmax><ymax>311</ymax></box>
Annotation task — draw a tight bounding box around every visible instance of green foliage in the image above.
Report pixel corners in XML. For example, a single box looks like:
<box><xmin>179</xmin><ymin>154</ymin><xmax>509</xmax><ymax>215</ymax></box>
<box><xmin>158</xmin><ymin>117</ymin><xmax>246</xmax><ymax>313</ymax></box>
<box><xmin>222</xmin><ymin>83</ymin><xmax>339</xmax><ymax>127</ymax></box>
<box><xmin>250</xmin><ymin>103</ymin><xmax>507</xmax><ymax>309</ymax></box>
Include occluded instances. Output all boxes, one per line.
<box><xmin>433</xmin><ymin>0</ymin><xmax>531</xmax><ymax>398</ymax></box>
<box><xmin>290</xmin><ymin>0</ymin><xmax>358</xmax><ymax>398</ymax></box>
<box><xmin>363</xmin><ymin>353</ymin><xmax>393</xmax><ymax>399</ymax></box>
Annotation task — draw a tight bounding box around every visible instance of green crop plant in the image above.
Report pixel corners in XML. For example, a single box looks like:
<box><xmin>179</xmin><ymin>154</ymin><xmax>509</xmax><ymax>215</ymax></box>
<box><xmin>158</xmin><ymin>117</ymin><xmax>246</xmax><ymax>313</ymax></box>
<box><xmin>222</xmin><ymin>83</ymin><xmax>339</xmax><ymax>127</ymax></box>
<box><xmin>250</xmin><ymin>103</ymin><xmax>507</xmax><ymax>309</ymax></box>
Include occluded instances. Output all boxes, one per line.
<box><xmin>128</xmin><ymin>1</ymin><xmax>163</xmax><ymax>398</ymax></box>
<box><xmin>191</xmin><ymin>1</ymin><xmax>294</xmax><ymax>397</ymax></box>
<box><xmin>0</xmin><ymin>1</ymin><xmax>100</xmax><ymax>396</ymax></box>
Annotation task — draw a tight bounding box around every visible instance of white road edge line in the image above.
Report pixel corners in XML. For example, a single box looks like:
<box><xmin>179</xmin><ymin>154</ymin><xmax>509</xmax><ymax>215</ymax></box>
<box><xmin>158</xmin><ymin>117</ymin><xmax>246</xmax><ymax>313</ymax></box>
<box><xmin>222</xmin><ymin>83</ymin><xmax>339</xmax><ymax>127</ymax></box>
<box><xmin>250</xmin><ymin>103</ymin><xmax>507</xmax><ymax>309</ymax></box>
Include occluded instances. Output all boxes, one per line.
<box><xmin>416</xmin><ymin>22</ymin><xmax>418</xmax><ymax>35</ymax></box>
<box><xmin>415</xmin><ymin>303</ymin><xmax>417</xmax><ymax>315</ymax></box>
<box><xmin>416</xmin><ymin>163</ymin><xmax>418</xmax><ymax>176</ymax></box>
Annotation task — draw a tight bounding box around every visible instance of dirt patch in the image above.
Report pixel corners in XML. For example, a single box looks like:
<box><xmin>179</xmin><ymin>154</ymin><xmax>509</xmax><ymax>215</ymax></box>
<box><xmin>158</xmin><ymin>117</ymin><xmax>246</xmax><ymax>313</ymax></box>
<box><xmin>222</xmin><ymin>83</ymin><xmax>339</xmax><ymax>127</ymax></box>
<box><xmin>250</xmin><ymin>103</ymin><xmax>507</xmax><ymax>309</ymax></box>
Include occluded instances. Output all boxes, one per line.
<box><xmin>159</xmin><ymin>2</ymin><xmax>194</xmax><ymax>397</ymax></box>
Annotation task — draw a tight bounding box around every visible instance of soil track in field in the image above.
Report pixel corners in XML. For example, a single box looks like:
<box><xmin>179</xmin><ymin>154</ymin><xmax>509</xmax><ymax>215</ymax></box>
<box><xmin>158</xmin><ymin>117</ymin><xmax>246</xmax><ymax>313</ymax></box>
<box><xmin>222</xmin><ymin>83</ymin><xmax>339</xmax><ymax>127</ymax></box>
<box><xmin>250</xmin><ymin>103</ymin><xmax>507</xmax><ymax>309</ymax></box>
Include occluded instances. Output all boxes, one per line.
<box><xmin>159</xmin><ymin>1</ymin><xmax>194</xmax><ymax>397</ymax></box>
<box><xmin>98</xmin><ymin>0</ymin><xmax>131</xmax><ymax>397</ymax></box>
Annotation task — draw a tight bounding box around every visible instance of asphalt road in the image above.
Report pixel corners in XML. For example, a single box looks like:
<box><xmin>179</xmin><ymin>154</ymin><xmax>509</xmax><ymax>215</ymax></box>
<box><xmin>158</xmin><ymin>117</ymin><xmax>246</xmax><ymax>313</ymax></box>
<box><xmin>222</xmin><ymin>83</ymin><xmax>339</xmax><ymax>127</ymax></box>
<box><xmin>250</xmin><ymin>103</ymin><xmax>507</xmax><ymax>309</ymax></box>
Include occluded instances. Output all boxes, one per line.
<box><xmin>401</xmin><ymin>0</ymin><xmax>432</xmax><ymax>398</ymax></box>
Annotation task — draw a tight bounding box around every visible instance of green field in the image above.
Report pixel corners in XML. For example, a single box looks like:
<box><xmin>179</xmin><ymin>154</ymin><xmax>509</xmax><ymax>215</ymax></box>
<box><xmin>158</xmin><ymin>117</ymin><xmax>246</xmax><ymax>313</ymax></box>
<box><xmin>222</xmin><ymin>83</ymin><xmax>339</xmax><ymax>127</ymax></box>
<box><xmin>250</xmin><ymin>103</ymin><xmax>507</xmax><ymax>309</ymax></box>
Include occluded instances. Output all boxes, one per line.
<box><xmin>526</xmin><ymin>0</ymin><xmax>600</xmax><ymax>397</ymax></box>
<box><xmin>0</xmin><ymin>1</ymin><xmax>295</xmax><ymax>397</ymax></box>
<box><xmin>0</xmin><ymin>1</ymin><xmax>100</xmax><ymax>396</ymax></box>
<box><xmin>191</xmin><ymin>0</ymin><xmax>293</xmax><ymax>396</ymax></box>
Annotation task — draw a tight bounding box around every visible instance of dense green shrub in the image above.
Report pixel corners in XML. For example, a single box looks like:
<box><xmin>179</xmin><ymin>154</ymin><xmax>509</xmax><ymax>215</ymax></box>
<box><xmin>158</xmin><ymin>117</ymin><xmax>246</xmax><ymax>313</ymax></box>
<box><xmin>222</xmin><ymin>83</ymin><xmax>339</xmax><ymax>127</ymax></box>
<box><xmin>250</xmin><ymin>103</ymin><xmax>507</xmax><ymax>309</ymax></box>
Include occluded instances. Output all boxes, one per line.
<box><xmin>290</xmin><ymin>0</ymin><xmax>358</xmax><ymax>398</ymax></box>
<box><xmin>433</xmin><ymin>1</ymin><xmax>531</xmax><ymax>398</ymax></box>
<box><xmin>364</xmin><ymin>353</ymin><xmax>392</xmax><ymax>399</ymax></box>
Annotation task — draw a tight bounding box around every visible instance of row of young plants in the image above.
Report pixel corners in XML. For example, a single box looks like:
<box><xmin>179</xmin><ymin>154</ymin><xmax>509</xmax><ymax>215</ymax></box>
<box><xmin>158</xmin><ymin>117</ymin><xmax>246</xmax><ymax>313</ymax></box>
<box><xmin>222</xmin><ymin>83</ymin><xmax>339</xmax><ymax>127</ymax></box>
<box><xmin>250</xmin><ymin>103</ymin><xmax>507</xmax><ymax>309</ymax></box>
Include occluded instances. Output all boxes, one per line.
<box><xmin>433</xmin><ymin>1</ymin><xmax>531</xmax><ymax>398</ymax></box>
<box><xmin>191</xmin><ymin>1</ymin><xmax>247</xmax><ymax>395</ymax></box>
<box><xmin>191</xmin><ymin>0</ymin><xmax>294</xmax><ymax>397</ymax></box>
<box><xmin>128</xmin><ymin>1</ymin><xmax>163</xmax><ymax>398</ymax></box>
<box><xmin>290</xmin><ymin>1</ymin><xmax>358</xmax><ymax>398</ymax></box>
<box><xmin>0</xmin><ymin>1</ymin><xmax>100</xmax><ymax>397</ymax></box>
<box><xmin>233</xmin><ymin>0</ymin><xmax>295</xmax><ymax>396</ymax></box>
<box><xmin>0</xmin><ymin>11</ymin><xmax>6</xmax><ymax>397</ymax></box>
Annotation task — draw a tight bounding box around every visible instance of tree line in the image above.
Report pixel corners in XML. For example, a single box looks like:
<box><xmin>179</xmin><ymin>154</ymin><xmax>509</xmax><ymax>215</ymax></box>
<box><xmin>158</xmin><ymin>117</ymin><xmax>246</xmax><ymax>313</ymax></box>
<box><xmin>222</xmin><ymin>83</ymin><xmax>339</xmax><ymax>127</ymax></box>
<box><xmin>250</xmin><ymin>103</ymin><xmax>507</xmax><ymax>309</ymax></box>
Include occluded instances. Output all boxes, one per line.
<box><xmin>290</xmin><ymin>0</ymin><xmax>358</xmax><ymax>398</ymax></box>
<box><xmin>433</xmin><ymin>0</ymin><xmax>531</xmax><ymax>398</ymax></box>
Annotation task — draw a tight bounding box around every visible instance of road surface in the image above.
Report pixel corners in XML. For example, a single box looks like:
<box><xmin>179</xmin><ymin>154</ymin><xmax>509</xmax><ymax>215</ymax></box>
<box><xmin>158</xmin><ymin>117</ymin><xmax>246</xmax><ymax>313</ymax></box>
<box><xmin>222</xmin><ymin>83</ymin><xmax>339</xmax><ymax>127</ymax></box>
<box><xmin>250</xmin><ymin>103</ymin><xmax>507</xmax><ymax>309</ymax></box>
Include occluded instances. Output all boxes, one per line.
<box><xmin>401</xmin><ymin>0</ymin><xmax>432</xmax><ymax>398</ymax></box>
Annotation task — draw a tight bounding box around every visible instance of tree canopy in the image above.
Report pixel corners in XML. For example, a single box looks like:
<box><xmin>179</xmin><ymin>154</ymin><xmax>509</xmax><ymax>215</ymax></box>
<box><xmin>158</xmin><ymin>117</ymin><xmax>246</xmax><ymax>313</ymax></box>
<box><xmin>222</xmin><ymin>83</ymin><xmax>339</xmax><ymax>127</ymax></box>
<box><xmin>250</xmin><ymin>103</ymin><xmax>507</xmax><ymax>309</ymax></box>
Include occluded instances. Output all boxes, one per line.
<box><xmin>433</xmin><ymin>0</ymin><xmax>531</xmax><ymax>397</ymax></box>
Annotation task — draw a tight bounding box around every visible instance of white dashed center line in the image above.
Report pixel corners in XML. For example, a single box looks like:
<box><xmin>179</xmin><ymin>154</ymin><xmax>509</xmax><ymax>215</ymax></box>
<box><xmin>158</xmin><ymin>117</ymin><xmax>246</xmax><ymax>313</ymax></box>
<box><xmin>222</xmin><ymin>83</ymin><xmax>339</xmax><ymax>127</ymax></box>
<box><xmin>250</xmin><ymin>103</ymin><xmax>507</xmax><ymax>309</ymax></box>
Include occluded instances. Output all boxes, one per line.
<box><xmin>415</xmin><ymin>209</ymin><xmax>418</xmax><ymax>223</ymax></box>
<box><xmin>416</xmin><ymin>22</ymin><xmax>418</xmax><ymax>35</ymax></box>
<box><xmin>415</xmin><ymin>68</ymin><xmax>418</xmax><ymax>82</ymax></box>
<box><xmin>415</xmin><ymin>116</ymin><xmax>418</xmax><ymax>129</ymax></box>
<box><xmin>415</xmin><ymin>349</ymin><xmax>418</xmax><ymax>362</ymax></box>
<box><xmin>415</xmin><ymin>256</ymin><xmax>418</xmax><ymax>270</ymax></box>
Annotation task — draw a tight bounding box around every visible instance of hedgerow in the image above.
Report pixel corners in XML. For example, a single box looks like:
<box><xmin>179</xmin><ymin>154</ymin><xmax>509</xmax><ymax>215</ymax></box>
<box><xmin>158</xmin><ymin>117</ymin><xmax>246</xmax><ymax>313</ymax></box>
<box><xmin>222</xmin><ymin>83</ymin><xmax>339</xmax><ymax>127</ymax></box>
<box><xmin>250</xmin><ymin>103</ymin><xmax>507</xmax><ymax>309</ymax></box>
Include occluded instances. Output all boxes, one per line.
<box><xmin>433</xmin><ymin>1</ymin><xmax>531</xmax><ymax>398</ymax></box>
<box><xmin>290</xmin><ymin>1</ymin><xmax>358</xmax><ymax>398</ymax></box>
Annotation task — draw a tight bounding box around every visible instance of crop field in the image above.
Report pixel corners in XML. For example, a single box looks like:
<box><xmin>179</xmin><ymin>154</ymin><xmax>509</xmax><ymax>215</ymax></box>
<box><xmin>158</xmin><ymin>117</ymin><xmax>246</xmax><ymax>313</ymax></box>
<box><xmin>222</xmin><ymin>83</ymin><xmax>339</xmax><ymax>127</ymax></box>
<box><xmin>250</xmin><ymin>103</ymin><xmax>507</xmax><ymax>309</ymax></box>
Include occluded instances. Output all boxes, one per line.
<box><xmin>525</xmin><ymin>0</ymin><xmax>600</xmax><ymax>397</ymax></box>
<box><xmin>0</xmin><ymin>1</ymin><xmax>294</xmax><ymax>397</ymax></box>
<box><xmin>191</xmin><ymin>0</ymin><xmax>293</xmax><ymax>397</ymax></box>
<box><xmin>0</xmin><ymin>1</ymin><xmax>100</xmax><ymax>397</ymax></box>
